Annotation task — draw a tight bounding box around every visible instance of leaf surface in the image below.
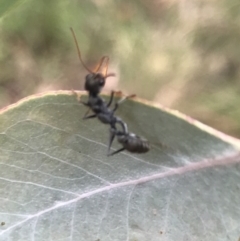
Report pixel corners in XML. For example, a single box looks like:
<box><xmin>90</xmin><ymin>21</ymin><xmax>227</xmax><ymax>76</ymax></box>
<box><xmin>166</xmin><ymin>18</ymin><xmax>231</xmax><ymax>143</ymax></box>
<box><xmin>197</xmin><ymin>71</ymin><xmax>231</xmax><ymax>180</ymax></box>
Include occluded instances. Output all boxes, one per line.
<box><xmin>0</xmin><ymin>0</ymin><xmax>26</xmax><ymax>20</ymax></box>
<box><xmin>0</xmin><ymin>91</ymin><xmax>239</xmax><ymax>241</ymax></box>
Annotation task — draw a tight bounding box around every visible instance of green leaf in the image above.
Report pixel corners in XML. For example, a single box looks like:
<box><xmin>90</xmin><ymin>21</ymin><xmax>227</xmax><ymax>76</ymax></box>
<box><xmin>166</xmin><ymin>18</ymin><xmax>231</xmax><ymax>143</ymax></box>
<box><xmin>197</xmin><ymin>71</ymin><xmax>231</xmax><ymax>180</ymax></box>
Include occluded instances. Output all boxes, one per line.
<box><xmin>0</xmin><ymin>91</ymin><xmax>239</xmax><ymax>241</ymax></box>
<box><xmin>0</xmin><ymin>0</ymin><xmax>27</xmax><ymax>20</ymax></box>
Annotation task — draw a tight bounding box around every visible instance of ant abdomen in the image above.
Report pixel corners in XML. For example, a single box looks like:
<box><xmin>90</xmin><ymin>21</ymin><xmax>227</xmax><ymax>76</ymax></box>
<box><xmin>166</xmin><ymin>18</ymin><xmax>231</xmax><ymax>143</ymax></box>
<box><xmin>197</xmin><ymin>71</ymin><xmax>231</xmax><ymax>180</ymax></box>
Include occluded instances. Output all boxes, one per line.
<box><xmin>118</xmin><ymin>132</ymin><xmax>150</xmax><ymax>153</ymax></box>
<box><xmin>108</xmin><ymin>129</ymin><xmax>150</xmax><ymax>156</ymax></box>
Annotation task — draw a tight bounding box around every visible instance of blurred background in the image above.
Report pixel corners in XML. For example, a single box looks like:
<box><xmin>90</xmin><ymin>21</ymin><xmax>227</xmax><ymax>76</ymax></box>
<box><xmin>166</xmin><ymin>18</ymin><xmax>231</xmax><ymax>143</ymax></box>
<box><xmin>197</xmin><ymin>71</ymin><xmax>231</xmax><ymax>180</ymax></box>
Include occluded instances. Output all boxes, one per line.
<box><xmin>0</xmin><ymin>0</ymin><xmax>240</xmax><ymax>137</ymax></box>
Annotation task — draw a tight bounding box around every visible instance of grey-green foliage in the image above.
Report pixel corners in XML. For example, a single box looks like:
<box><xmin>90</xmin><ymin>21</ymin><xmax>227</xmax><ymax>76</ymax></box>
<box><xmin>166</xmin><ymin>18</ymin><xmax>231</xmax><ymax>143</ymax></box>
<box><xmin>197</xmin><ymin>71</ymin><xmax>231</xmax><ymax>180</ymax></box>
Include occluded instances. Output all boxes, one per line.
<box><xmin>0</xmin><ymin>0</ymin><xmax>27</xmax><ymax>21</ymax></box>
<box><xmin>186</xmin><ymin>7</ymin><xmax>240</xmax><ymax>135</ymax></box>
<box><xmin>0</xmin><ymin>92</ymin><xmax>239</xmax><ymax>241</ymax></box>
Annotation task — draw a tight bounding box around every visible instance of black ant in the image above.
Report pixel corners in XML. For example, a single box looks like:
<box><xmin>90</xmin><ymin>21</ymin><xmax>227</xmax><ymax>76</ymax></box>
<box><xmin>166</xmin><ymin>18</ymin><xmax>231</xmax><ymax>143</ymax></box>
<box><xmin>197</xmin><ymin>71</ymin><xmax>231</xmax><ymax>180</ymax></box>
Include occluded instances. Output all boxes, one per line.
<box><xmin>70</xmin><ymin>27</ymin><xmax>132</xmax><ymax>128</ymax></box>
<box><xmin>70</xmin><ymin>28</ymin><xmax>150</xmax><ymax>156</ymax></box>
<box><xmin>108</xmin><ymin>128</ymin><xmax>150</xmax><ymax>156</ymax></box>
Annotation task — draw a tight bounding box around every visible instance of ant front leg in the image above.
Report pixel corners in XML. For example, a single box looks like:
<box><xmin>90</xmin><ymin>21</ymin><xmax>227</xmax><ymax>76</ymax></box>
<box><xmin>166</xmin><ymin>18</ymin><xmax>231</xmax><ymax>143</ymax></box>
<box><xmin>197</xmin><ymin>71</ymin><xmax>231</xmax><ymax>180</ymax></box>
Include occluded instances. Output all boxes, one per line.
<box><xmin>79</xmin><ymin>100</ymin><xmax>89</xmax><ymax>107</ymax></box>
<box><xmin>72</xmin><ymin>89</ymin><xmax>92</xmax><ymax>118</ymax></box>
<box><xmin>81</xmin><ymin>101</ymin><xmax>97</xmax><ymax>119</ymax></box>
<box><xmin>106</xmin><ymin>90</ymin><xmax>123</xmax><ymax>108</ymax></box>
<box><xmin>72</xmin><ymin>89</ymin><xmax>82</xmax><ymax>103</ymax></box>
<box><xmin>79</xmin><ymin>100</ymin><xmax>94</xmax><ymax>120</ymax></box>
<box><xmin>83</xmin><ymin>113</ymin><xmax>97</xmax><ymax>120</ymax></box>
<box><xmin>72</xmin><ymin>89</ymin><xmax>89</xmax><ymax>106</ymax></box>
<box><xmin>112</xmin><ymin>94</ymin><xmax>136</xmax><ymax>113</ymax></box>
<box><xmin>80</xmin><ymin>99</ymin><xmax>94</xmax><ymax>119</ymax></box>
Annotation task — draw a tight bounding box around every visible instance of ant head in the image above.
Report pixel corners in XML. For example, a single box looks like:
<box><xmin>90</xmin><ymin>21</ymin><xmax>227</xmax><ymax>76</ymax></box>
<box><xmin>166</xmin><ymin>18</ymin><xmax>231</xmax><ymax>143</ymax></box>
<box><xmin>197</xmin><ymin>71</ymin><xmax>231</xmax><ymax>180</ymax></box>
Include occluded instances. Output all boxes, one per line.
<box><xmin>70</xmin><ymin>28</ymin><xmax>115</xmax><ymax>95</ymax></box>
<box><xmin>84</xmin><ymin>56</ymin><xmax>115</xmax><ymax>95</ymax></box>
<box><xmin>85</xmin><ymin>73</ymin><xmax>105</xmax><ymax>95</ymax></box>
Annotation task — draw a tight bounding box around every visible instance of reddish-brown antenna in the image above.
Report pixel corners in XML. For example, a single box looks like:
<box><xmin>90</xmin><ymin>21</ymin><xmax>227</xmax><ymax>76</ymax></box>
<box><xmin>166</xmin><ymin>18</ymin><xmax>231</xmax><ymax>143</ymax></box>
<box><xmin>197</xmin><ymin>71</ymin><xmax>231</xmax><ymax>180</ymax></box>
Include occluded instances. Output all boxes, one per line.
<box><xmin>70</xmin><ymin>27</ymin><xmax>93</xmax><ymax>73</ymax></box>
<box><xmin>103</xmin><ymin>57</ymin><xmax>109</xmax><ymax>77</ymax></box>
<box><xmin>93</xmin><ymin>56</ymin><xmax>109</xmax><ymax>73</ymax></box>
<box><xmin>95</xmin><ymin>56</ymin><xmax>115</xmax><ymax>78</ymax></box>
<box><xmin>70</xmin><ymin>27</ymin><xmax>115</xmax><ymax>78</ymax></box>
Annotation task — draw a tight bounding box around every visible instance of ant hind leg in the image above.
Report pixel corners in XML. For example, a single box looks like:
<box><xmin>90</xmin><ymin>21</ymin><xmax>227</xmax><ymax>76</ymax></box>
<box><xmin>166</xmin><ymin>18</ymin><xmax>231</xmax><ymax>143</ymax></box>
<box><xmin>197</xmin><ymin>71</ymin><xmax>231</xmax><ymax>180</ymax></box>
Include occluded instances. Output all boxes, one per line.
<box><xmin>107</xmin><ymin>128</ymin><xmax>116</xmax><ymax>155</ymax></box>
<box><xmin>108</xmin><ymin>147</ymin><xmax>126</xmax><ymax>156</ymax></box>
<box><xmin>116</xmin><ymin>117</ymin><xmax>128</xmax><ymax>134</ymax></box>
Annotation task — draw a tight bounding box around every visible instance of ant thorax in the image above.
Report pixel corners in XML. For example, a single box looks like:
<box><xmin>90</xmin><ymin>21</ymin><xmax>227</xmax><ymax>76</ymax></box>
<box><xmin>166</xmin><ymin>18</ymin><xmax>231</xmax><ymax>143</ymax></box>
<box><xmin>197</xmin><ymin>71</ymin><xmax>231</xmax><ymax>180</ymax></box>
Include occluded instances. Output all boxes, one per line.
<box><xmin>85</xmin><ymin>73</ymin><xmax>105</xmax><ymax>95</ymax></box>
<box><xmin>87</xmin><ymin>94</ymin><xmax>106</xmax><ymax>114</ymax></box>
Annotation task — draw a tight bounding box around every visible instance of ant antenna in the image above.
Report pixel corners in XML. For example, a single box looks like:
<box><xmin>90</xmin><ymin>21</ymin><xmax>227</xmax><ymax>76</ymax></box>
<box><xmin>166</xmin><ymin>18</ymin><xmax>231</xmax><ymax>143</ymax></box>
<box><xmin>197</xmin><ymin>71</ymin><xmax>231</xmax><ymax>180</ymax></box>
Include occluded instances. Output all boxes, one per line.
<box><xmin>70</xmin><ymin>27</ymin><xmax>93</xmax><ymax>74</ymax></box>
<box><xmin>93</xmin><ymin>56</ymin><xmax>109</xmax><ymax>73</ymax></box>
<box><xmin>99</xmin><ymin>56</ymin><xmax>115</xmax><ymax>78</ymax></box>
<box><xmin>103</xmin><ymin>57</ymin><xmax>109</xmax><ymax>77</ymax></box>
<box><xmin>94</xmin><ymin>56</ymin><xmax>115</xmax><ymax>79</ymax></box>
<box><xmin>102</xmin><ymin>57</ymin><xmax>115</xmax><ymax>78</ymax></box>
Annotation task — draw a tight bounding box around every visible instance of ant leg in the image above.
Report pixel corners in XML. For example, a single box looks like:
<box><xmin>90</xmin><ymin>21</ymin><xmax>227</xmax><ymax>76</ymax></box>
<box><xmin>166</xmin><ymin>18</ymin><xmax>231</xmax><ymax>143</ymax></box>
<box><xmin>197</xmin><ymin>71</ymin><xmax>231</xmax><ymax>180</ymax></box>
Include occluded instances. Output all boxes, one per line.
<box><xmin>112</xmin><ymin>94</ymin><xmax>136</xmax><ymax>113</ymax></box>
<box><xmin>108</xmin><ymin>147</ymin><xmax>126</xmax><ymax>156</ymax></box>
<box><xmin>83</xmin><ymin>114</ymin><xmax>97</xmax><ymax>120</ymax></box>
<box><xmin>79</xmin><ymin>100</ymin><xmax>89</xmax><ymax>107</ymax></box>
<box><xmin>83</xmin><ymin>108</ymin><xmax>91</xmax><ymax>118</ymax></box>
<box><xmin>107</xmin><ymin>128</ymin><xmax>116</xmax><ymax>155</ymax></box>
<box><xmin>72</xmin><ymin>91</ymin><xmax>92</xmax><ymax>118</ymax></box>
<box><xmin>78</xmin><ymin>99</ymin><xmax>92</xmax><ymax>118</ymax></box>
<box><xmin>107</xmin><ymin>91</ymin><xmax>124</xmax><ymax>107</ymax></box>
<box><xmin>72</xmin><ymin>89</ymin><xmax>82</xmax><ymax>102</ymax></box>
<box><xmin>106</xmin><ymin>91</ymin><xmax>115</xmax><ymax>107</ymax></box>
<box><xmin>72</xmin><ymin>90</ymin><xmax>89</xmax><ymax>107</ymax></box>
<box><xmin>81</xmin><ymin>104</ymin><xmax>97</xmax><ymax>119</ymax></box>
<box><xmin>116</xmin><ymin>117</ymin><xmax>128</xmax><ymax>133</ymax></box>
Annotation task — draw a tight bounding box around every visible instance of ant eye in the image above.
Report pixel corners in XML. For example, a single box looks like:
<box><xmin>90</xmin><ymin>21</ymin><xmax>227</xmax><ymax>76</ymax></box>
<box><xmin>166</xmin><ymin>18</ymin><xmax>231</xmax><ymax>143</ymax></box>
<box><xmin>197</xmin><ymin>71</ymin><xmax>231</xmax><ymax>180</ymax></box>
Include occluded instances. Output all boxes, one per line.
<box><xmin>98</xmin><ymin>79</ymin><xmax>105</xmax><ymax>86</ymax></box>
